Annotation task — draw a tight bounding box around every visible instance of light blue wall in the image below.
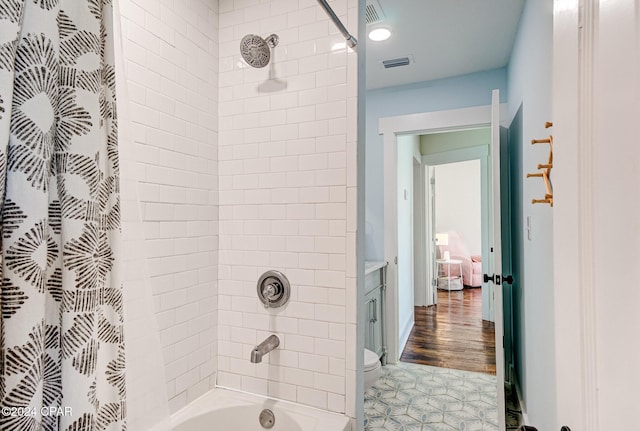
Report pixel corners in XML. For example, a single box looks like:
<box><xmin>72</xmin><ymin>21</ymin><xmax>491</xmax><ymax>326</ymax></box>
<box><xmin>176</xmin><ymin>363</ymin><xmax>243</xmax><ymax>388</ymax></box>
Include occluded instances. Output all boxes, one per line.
<box><xmin>365</xmin><ymin>69</ymin><xmax>508</xmax><ymax>260</ymax></box>
<box><xmin>365</xmin><ymin>3</ymin><xmax>555</xmax><ymax>424</ymax></box>
<box><xmin>396</xmin><ymin>135</ymin><xmax>419</xmax><ymax>353</ymax></box>
<box><xmin>506</xmin><ymin>0</ymin><xmax>555</xmax><ymax>428</ymax></box>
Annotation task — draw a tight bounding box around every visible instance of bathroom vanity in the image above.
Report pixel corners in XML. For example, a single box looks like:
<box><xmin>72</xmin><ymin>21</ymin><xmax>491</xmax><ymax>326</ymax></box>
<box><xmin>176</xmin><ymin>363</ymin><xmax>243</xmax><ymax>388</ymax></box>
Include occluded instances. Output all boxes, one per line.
<box><xmin>364</xmin><ymin>261</ymin><xmax>388</xmax><ymax>365</ymax></box>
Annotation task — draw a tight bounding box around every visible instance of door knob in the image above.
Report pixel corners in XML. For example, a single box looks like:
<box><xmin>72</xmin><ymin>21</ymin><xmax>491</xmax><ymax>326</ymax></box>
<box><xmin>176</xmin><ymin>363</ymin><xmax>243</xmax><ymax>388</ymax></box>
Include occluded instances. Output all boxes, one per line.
<box><xmin>483</xmin><ymin>274</ymin><xmax>502</xmax><ymax>284</ymax></box>
<box><xmin>503</xmin><ymin>275</ymin><xmax>514</xmax><ymax>284</ymax></box>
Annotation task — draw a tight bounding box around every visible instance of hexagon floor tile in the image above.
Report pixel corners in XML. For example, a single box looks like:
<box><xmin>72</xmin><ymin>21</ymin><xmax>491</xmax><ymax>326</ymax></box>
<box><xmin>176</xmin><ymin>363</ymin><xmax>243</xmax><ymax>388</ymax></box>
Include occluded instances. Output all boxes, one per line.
<box><xmin>364</xmin><ymin>362</ymin><xmax>499</xmax><ymax>431</ymax></box>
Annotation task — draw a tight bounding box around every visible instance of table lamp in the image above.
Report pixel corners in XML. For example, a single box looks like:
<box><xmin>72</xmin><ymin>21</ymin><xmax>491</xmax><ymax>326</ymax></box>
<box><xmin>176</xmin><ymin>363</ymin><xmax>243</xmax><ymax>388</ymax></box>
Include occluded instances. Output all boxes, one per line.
<box><xmin>435</xmin><ymin>232</ymin><xmax>449</xmax><ymax>260</ymax></box>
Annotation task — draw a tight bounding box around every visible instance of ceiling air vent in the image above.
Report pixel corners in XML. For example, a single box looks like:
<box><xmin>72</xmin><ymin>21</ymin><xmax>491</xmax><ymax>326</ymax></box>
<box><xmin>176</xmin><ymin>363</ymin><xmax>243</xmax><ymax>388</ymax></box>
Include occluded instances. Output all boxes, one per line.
<box><xmin>382</xmin><ymin>57</ymin><xmax>412</xmax><ymax>69</ymax></box>
<box><xmin>365</xmin><ymin>0</ymin><xmax>385</xmax><ymax>25</ymax></box>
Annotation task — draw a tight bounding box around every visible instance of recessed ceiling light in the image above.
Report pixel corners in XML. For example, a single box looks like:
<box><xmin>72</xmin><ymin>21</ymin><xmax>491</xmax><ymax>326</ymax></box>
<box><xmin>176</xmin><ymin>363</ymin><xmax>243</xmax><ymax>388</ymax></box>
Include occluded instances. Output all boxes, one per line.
<box><xmin>368</xmin><ymin>27</ymin><xmax>391</xmax><ymax>42</ymax></box>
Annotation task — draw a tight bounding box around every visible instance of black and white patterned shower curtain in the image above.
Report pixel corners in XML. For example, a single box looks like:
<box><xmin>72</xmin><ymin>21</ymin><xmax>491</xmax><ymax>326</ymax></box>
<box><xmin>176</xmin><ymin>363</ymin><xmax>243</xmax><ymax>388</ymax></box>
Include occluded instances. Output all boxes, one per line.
<box><xmin>0</xmin><ymin>1</ymin><xmax>126</xmax><ymax>430</ymax></box>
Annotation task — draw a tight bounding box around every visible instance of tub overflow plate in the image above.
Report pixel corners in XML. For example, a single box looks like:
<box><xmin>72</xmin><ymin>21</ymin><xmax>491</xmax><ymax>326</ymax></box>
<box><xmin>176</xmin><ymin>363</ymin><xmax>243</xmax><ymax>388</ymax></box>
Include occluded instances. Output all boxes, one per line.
<box><xmin>259</xmin><ymin>409</ymin><xmax>275</xmax><ymax>429</ymax></box>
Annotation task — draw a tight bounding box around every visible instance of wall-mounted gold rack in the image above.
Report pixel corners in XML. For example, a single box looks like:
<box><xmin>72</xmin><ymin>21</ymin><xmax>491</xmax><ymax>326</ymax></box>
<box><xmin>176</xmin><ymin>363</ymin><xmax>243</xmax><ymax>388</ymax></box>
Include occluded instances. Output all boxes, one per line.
<box><xmin>526</xmin><ymin>122</ymin><xmax>554</xmax><ymax>206</ymax></box>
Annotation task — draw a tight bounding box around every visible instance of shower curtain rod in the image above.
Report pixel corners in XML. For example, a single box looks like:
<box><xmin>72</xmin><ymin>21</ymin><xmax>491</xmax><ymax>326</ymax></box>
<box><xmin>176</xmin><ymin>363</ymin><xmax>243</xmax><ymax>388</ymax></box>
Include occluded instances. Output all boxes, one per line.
<box><xmin>316</xmin><ymin>0</ymin><xmax>358</xmax><ymax>50</ymax></box>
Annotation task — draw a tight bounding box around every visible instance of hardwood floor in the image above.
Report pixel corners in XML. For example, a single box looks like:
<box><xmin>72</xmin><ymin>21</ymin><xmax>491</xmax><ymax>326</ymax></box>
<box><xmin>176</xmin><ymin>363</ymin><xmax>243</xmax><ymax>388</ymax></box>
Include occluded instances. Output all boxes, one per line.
<box><xmin>400</xmin><ymin>288</ymin><xmax>496</xmax><ymax>375</ymax></box>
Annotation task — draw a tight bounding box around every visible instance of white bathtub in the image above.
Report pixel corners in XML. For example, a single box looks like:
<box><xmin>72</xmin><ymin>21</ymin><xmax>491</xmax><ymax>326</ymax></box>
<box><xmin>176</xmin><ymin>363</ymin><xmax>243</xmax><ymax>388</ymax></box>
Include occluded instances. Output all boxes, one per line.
<box><xmin>170</xmin><ymin>388</ymin><xmax>351</xmax><ymax>431</ymax></box>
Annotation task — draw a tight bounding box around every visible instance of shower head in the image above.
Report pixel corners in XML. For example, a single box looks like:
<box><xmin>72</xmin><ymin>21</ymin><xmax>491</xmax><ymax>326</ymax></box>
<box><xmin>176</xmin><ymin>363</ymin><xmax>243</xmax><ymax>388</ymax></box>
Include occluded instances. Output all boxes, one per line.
<box><xmin>240</xmin><ymin>34</ymin><xmax>279</xmax><ymax>68</ymax></box>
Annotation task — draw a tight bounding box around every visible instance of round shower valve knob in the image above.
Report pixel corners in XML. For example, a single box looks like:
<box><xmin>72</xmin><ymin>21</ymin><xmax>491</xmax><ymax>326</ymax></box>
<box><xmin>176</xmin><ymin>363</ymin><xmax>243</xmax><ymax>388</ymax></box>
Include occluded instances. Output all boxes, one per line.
<box><xmin>257</xmin><ymin>271</ymin><xmax>290</xmax><ymax>309</ymax></box>
<box><xmin>263</xmin><ymin>282</ymin><xmax>281</xmax><ymax>300</ymax></box>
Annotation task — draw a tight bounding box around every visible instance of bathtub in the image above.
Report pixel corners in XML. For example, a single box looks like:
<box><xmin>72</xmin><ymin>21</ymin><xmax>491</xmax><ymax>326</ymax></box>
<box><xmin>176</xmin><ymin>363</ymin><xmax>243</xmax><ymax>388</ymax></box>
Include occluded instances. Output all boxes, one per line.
<box><xmin>170</xmin><ymin>388</ymin><xmax>351</xmax><ymax>431</ymax></box>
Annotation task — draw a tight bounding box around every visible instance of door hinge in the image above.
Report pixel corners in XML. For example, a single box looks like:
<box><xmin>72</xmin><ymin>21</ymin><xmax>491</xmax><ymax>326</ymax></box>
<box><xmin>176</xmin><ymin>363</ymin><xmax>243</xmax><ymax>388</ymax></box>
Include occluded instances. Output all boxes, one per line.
<box><xmin>394</xmin><ymin>256</ymin><xmax>398</xmax><ymax>264</ymax></box>
<box><xmin>578</xmin><ymin>3</ymin><xmax>584</xmax><ymax>29</ymax></box>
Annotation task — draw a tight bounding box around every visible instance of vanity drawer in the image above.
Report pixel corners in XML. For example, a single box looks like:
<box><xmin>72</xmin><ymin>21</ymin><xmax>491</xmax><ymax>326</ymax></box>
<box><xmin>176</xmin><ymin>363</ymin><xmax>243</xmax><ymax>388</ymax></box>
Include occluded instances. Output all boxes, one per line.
<box><xmin>365</xmin><ymin>270</ymin><xmax>382</xmax><ymax>295</ymax></box>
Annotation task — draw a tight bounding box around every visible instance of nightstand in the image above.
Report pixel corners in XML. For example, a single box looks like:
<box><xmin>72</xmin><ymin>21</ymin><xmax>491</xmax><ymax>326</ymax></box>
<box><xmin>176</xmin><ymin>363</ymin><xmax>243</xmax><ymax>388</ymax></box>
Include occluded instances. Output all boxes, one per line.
<box><xmin>436</xmin><ymin>258</ymin><xmax>464</xmax><ymax>293</ymax></box>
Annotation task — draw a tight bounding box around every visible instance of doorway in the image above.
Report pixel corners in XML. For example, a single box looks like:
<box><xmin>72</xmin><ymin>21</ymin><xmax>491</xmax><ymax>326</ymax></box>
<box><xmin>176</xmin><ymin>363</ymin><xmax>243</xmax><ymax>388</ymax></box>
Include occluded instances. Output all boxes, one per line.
<box><xmin>427</xmin><ymin>152</ymin><xmax>486</xmax><ymax>309</ymax></box>
<box><xmin>368</xmin><ymin>96</ymin><xmax>509</xmax><ymax>430</ymax></box>
<box><xmin>382</xmin><ymin>105</ymin><xmax>502</xmax><ymax>359</ymax></box>
<box><xmin>402</xmin><ymin>134</ymin><xmax>495</xmax><ymax>373</ymax></box>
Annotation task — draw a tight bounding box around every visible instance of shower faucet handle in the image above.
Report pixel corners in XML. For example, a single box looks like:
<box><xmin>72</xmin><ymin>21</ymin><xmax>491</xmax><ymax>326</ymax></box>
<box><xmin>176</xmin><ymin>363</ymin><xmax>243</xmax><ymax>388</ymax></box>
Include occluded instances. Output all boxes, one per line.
<box><xmin>261</xmin><ymin>283</ymin><xmax>280</xmax><ymax>309</ymax></box>
<box><xmin>262</xmin><ymin>282</ymin><xmax>281</xmax><ymax>300</ymax></box>
<box><xmin>257</xmin><ymin>270</ymin><xmax>290</xmax><ymax>309</ymax></box>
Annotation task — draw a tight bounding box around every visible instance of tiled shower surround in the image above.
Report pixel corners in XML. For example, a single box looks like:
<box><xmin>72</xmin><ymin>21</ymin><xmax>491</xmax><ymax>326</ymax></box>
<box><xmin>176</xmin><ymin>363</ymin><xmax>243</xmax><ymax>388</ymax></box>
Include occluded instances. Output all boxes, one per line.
<box><xmin>118</xmin><ymin>0</ymin><xmax>220</xmax><ymax>416</ymax></box>
<box><xmin>217</xmin><ymin>0</ymin><xmax>358</xmax><ymax>417</ymax></box>
<box><xmin>118</xmin><ymin>0</ymin><xmax>359</xmax><ymax>424</ymax></box>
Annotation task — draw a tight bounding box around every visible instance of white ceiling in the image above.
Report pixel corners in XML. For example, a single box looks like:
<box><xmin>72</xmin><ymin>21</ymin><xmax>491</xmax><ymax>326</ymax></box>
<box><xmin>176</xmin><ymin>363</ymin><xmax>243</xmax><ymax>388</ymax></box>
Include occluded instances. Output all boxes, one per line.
<box><xmin>364</xmin><ymin>0</ymin><xmax>525</xmax><ymax>90</ymax></box>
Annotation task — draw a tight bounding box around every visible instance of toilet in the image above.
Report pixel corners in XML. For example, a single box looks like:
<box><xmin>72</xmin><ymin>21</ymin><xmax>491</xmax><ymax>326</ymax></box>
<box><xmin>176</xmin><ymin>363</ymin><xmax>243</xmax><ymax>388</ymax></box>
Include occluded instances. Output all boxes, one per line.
<box><xmin>364</xmin><ymin>349</ymin><xmax>382</xmax><ymax>391</ymax></box>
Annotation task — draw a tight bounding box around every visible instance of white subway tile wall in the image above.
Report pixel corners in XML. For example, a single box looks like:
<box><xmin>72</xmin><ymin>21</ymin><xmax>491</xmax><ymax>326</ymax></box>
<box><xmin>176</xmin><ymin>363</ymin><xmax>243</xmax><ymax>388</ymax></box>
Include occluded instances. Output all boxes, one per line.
<box><xmin>118</xmin><ymin>0</ymin><xmax>219</xmax><ymax>413</ymax></box>
<box><xmin>217</xmin><ymin>0</ymin><xmax>358</xmax><ymax>416</ymax></box>
<box><xmin>119</xmin><ymin>0</ymin><xmax>358</xmax><ymax>421</ymax></box>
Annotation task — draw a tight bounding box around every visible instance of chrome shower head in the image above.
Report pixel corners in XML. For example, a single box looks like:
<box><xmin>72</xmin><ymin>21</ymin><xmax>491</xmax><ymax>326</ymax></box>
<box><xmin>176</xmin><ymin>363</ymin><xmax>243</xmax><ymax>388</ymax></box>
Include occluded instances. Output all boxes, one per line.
<box><xmin>240</xmin><ymin>34</ymin><xmax>279</xmax><ymax>68</ymax></box>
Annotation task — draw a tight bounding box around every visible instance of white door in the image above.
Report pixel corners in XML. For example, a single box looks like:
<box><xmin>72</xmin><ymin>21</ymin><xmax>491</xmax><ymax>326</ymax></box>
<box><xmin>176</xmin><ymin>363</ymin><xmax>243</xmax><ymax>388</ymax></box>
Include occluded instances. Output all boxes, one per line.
<box><xmin>552</xmin><ymin>1</ymin><xmax>640</xmax><ymax>429</ymax></box>
<box><xmin>489</xmin><ymin>89</ymin><xmax>506</xmax><ymax>430</ymax></box>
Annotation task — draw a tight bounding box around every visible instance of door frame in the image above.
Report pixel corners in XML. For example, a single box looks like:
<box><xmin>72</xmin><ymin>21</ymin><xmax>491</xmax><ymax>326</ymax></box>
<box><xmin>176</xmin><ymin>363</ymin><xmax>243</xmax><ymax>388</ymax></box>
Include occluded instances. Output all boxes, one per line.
<box><xmin>412</xmin><ymin>156</ymin><xmax>428</xmax><ymax>306</ymax></box>
<box><xmin>551</xmin><ymin>0</ymin><xmax>640</xmax><ymax>428</ymax></box>
<box><xmin>380</xmin><ymin>103</ymin><xmax>508</xmax><ymax>363</ymax></box>
<box><xmin>425</xmin><ymin>166</ymin><xmax>437</xmax><ymax>306</ymax></box>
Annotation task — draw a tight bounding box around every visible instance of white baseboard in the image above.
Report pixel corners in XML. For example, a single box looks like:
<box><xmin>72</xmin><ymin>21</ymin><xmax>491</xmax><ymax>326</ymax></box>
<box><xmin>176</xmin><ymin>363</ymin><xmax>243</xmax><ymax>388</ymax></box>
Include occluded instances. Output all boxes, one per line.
<box><xmin>514</xmin><ymin>375</ymin><xmax>530</xmax><ymax>425</ymax></box>
<box><xmin>398</xmin><ymin>315</ymin><xmax>414</xmax><ymax>356</ymax></box>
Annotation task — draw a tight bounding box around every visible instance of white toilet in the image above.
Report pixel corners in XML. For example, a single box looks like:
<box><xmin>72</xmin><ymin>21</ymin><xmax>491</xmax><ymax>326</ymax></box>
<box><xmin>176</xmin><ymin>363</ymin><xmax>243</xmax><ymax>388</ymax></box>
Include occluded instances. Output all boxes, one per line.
<box><xmin>364</xmin><ymin>349</ymin><xmax>382</xmax><ymax>391</ymax></box>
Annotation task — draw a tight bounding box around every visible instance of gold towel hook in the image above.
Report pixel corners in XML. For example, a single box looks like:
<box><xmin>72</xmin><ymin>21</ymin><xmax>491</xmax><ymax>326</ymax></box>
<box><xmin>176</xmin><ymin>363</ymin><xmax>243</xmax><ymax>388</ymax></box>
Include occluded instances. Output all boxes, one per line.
<box><xmin>527</xmin><ymin>122</ymin><xmax>554</xmax><ymax>207</ymax></box>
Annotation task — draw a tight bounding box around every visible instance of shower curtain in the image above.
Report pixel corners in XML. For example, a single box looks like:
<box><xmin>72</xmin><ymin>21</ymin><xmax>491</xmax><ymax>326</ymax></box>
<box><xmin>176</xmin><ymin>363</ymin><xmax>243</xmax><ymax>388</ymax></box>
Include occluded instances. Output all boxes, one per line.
<box><xmin>0</xmin><ymin>1</ymin><xmax>126</xmax><ymax>430</ymax></box>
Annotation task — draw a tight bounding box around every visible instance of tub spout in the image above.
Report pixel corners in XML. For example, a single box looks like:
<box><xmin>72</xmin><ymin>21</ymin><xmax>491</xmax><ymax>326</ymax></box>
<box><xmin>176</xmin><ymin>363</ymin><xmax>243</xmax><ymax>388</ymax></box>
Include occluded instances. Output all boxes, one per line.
<box><xmin>250</xmin><ymin>334</ymin><xmax>280</xmax><ymax>363</ymax></box>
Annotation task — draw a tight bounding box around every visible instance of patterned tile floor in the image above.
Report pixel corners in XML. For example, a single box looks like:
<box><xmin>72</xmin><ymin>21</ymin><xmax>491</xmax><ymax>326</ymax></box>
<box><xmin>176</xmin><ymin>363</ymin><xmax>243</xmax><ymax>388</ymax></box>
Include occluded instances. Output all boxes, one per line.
<box><xmin>365</xmin><ymin>361</ymin><xmax>499</xmax><ymax>431</ymax></box>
